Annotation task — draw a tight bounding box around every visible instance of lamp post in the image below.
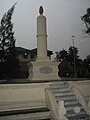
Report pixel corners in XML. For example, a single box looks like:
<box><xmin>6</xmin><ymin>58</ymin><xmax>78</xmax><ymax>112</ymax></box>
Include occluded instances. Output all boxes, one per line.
<box><xmin>72</xmin><ymin>36</ymin><xmax>77</xmax><ymax>78</ymax></box>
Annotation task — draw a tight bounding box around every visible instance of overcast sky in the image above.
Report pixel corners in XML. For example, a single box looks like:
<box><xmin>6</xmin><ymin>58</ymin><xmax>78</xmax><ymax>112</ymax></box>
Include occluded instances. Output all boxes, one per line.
<box><xmin>0</xmin><ymin>0</ymin><xmax>90</xmax><ymax>59</ymax></box>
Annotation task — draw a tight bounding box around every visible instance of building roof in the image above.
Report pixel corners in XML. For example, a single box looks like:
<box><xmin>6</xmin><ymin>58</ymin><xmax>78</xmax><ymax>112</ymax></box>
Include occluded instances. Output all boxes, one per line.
<box><xmin>16</xmin><ymin>47</ymin><xmax>31</xmax><ymax>54</ymax></box>
<box><xmin>16</xmin><ymin>47</ymin><xmax>53</xmax><ymax>55</ymax></box>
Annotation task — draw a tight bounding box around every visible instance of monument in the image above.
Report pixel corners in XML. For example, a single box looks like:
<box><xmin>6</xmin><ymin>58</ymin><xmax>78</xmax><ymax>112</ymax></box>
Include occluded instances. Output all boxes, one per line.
<box><xmin>28</xmin><ymin>6</ymin><xmax>60</xmax><ymax>80</ymax></box>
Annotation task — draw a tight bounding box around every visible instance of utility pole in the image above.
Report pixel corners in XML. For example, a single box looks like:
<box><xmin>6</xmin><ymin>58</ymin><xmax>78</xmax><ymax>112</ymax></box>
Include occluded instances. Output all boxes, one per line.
<box><xmin>72</xmin><ymin>36</ymin><xmax>77</xmax><ymax>78</ymax></box>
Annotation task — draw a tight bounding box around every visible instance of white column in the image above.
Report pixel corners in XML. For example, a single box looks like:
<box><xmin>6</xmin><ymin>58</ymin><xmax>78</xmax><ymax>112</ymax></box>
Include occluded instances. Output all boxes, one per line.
<box><xmin>37</xmin><ymin>8</ymin><xmax>48</xmax><ymax>59</ymax></box>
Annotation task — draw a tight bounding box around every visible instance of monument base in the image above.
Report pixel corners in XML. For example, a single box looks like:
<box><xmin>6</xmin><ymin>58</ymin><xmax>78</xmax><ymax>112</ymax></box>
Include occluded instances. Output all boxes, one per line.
<box><xmin>28</xmin><ymin>59</ymin><xmax>60</xmax><ymax>80</ymax></box>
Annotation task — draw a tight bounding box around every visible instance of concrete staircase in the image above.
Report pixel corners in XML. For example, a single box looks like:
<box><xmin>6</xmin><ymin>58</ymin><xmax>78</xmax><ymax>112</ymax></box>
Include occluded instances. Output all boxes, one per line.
<box><xmin>50</xmin><ymin>81</ymin><xmax>89</xmax><ymax>120</ymax></box>
<box><xmin>0</xmin><ymin>107</ymin><xmax>50</xmax><ymax>120</ymax></box>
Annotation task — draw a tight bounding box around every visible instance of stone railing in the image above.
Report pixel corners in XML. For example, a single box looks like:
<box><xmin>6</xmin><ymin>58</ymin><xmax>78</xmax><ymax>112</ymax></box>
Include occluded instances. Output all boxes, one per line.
<box><xmin>45</xmin><ymin>88</ymin><xmax>59</xmax><ymax>120</ymax></box>
<box><xmin>45</xmin><ymin>88</ymin><xmax>67</xmax><ymax>120</ymax></box>
<box><xmin>69</xmin><ymin>81</ymin><xmax>90</xmax><ymax>116</ymax></box>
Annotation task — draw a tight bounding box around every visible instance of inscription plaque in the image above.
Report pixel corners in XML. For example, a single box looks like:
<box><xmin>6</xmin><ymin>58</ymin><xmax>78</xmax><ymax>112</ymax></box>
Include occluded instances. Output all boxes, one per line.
<box><xmin>40</xmin><ymin>66</ymin><xmax>52</xmax><ymax>74</ymax></box>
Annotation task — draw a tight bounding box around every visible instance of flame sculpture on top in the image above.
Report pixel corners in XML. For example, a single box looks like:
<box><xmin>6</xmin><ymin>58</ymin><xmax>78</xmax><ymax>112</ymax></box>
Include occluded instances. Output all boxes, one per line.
<box><xmin>39</xmin><ymin>6</ymin><xmax>43</xmax><ymax>15</ymax></box>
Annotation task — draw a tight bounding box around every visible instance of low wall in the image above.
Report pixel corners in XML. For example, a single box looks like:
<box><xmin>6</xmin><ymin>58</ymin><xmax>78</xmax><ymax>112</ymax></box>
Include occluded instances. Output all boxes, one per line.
<box><xmin>45</xmin><ymin>88</ymin><xmax>59</xmax><ymax>120</ymax></box>
<box><xmin>69</xmin><ymin>80</ymin><xmax>90</xmax><ymax>115</ymax></box>
<box><xmin>0</xmin><ymin>83</ymin><xmax>50</xmax><ymax>111</ymax></box>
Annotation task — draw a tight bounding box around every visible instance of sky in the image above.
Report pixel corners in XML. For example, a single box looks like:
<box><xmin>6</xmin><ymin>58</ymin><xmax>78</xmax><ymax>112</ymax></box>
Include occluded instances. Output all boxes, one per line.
<box><xmin>0</xmin><ymin>0</ymin><xmax>90</xmax><ymax>59</ymax></box>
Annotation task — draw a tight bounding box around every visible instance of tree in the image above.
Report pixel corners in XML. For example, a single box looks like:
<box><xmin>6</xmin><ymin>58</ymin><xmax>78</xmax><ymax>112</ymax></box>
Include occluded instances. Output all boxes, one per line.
<box><xmin>81</xmin><ymin>8</ymin><xmax>90</xmax><ymax>35</ymax></box>
<box><xmin>0</xmin><ymin>3</ymin><xmax>16</xmax><ymax>60</ymax></box>
<box><xmin>55</xmin><ymin>46</ymin><xmax>83</xmax><ymax>78</ymax></box>
<box><xmin>0</xmin><ymin>3</ymin><xmax>19</xmax><ymax>79</ymax></box>
<box><xmin>68</xmin><ymin>46</ymin><xmax>84</xmax><ymax>77</ymax></box>
<box><xmin>67</xmin><ymin>46</ymin><xmax>79</xmax><ymax>66</ymax></box>
<box><xmin>82</xmin><ymin>55</ymin><xmax>90</xmax><ymax>78</ymax></box>
<box><xmin>55</xmin><ymin>48</ymin><xmax>74</xmax><ymax>77</ymax></box>
<box><xmin>55</xmin><ymin>49</ymin><xmax>68</xmax><ymax>62</ymax></box>
<box><xmin>55</xmin><ymin>49</ymin><xmax>73</xmax><ymax>77</ymax></box>
<box><xmin>58</xmin><ymin>60</ymin><xmax>74</xmax><ymax>77</ymax></box>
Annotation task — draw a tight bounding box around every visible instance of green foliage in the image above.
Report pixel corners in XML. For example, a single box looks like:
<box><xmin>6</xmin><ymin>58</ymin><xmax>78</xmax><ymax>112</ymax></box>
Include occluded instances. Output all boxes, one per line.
<box><xmin>58</xmin><ymin>60</ymin><xmax>74</xmax><ymax>77</ymax></box>
<box><xmin>81</xmin><ymin>8</ymin><xmax>90</xmax><ymax>35</ymax></box>
<box><xmin>55</xmin><ymin>46</ymin><xmax>83</xmax><ymax>78</ymax></box>
<box><xmin>0</xmin><ymin>3</ymin><xmax>16</xmax><ymax>60</ymax></box>
<box><xmin>56</xmin><ymin>46</ymin><xmax>90</xmax><ymax>78</ymax></box>
<box><xmin>68</xmin><ymin>46</ymin><xmax>79</xmax><ymax>66</ymax></box>
<box><xmin>82</xmin><ymin>55</ymin><xmax>90</xmax><ymax>78</ymax></box>
<box><xmin>56</xmin><ymin>46</ymin><xmax>79</xmax><ymax>63</ymax></box>
<box><xmin>55</xmin><ymin>49</ymin><xmax>68</xmax><ymax>62</ymax></box>
<box><xmin>0</xmin><ymin>3</ymin><xmax>19</xmax><ymax>79</ymax></box>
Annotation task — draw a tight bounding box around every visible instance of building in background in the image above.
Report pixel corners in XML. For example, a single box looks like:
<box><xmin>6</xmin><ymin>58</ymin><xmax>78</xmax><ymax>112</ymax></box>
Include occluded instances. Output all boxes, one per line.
<box><xmin>15</xmin><ymin>47</ymin><xmax>53</xmax><ymax>78</ymax></box>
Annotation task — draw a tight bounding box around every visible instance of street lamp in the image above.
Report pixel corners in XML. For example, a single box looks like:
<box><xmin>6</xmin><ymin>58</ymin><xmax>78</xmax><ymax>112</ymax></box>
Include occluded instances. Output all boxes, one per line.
<box><xmin>72</xmin><ymin>36</ymin><xmax>77</xmax><ymax>78</ymax></box>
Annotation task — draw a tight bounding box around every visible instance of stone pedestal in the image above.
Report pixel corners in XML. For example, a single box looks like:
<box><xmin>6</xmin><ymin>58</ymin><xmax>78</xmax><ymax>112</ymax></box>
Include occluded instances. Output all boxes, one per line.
<box><xmin>28</xmin><ymin>60</ymin><xmax>60</xmax><ymax>80</ymax></box>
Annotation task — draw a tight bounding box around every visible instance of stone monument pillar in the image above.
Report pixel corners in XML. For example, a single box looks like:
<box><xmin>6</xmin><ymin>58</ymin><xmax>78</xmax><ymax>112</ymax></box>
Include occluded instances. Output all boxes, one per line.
<box><xmin>28</xmin><ymin>6</ymin><xmax>60</xmax><ymax>80</ymax></box>
<box><xmin>37</xmin><ymin>6</ymin><xmax>48</xmax><ymax>60</ymax></box>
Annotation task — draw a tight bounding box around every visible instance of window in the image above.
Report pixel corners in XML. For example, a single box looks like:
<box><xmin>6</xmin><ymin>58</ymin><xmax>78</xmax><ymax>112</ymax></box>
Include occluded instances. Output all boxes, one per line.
<box><xmin>23</xmin><ymin>53</ymin><xmax>28</xmax><ymax>59</ymax></box>
<box><xmin>31</xmin><ymin>54</ymin><xmax>34</xmax><ymax>58</ymax></box>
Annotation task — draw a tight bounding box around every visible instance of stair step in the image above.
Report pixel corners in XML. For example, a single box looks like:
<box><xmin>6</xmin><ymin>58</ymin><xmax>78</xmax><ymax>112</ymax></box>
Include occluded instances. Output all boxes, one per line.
<box><xmin>0</xmin><ymin>107</ymin><xmax>50</xmax><ymax>120</ymax></box>
<box><xmin>66</xmin><ymin>110</ymin><xmax>89</xmax><ymax>119</ymax></box>
<box><xmin>50</xmin><ymin>84</ymin><xmax>68</xmax><ymax>89</ymax></box>
<box><xmin>0</xmin><ymin>107</ymin><xmax>50</xmax><ymax>116</ymax></box>
<box><xmin>64</xmin><ymin>99</ymin><xmax>79</xmax><ymax>106</ymax></box>
<box><xmin>52</xmin><ymin>89</ymin><xmax>72</xmax><ymax>93</ymax></box>
<box><xmin>50</xmin><ymin>81</ymin><xmax>66</xmax><ymax>85</ymax></box>
<box><xmin>50</xmin><ymin>82</ymin><xmax>68</xmax><ymax>88</ymax></box>
<box><xmin>66</xmin><ymin>107</ymin><xmax>86</xmax><ymax>114</ymax></box>
<box><xmin>67</xmin><ymin>107</ymin><xmax>86</xmax><ymax>113</ymax></box>
<box><xmin>56</xmin><ymin>95</ymin><xmax>76</xmax><ymax>101</ymax></box>
<box><xmin>65</xmin><ymin>105</ymin><xmax>83</xmax><ymax>111</ymax></box>
<box><xmin>68</xmin><ymin>117</ymin><xmax>89</xmax><ymax>120</ymax></box>
<box><xmin>54</xmin><ymin>91</ymin><xmax>74</xmax><ymax>96</ymax></box>
<box><xmin>51</xmin><ymin>87</ymin><xmax>72</xmax><ymax>93</ymax></box>
<box><xmin>65</xmin><ymin>103</ymin><xmax>81</xmax><ymax>108</ymax></box>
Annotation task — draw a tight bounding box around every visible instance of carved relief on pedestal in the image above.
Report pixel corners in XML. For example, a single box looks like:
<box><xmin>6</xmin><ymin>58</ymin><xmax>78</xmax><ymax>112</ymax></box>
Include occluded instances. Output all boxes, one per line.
<box><xmin>40</xmin><ymin>66</ymin><xmax>52</xmax><ymax>74</ymax></box>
